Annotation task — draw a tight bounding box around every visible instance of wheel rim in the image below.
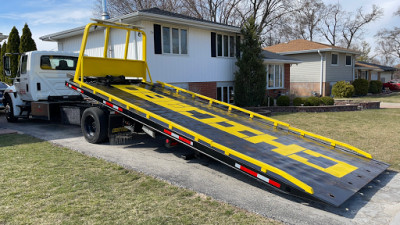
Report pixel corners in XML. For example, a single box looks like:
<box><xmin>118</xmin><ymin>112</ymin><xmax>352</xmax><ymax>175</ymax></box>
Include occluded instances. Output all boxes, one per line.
<box><xmin>84</xmin><ymin>115</ymin><xmax>96</xmax><ymax>137</ymax></box>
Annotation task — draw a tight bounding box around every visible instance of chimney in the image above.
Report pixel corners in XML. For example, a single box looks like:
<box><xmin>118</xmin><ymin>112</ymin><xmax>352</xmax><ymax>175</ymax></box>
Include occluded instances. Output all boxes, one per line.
<box><xmin>102</xmin><ymin>0</ymin><xmax>110</xmax><ymax>20</ymax></box>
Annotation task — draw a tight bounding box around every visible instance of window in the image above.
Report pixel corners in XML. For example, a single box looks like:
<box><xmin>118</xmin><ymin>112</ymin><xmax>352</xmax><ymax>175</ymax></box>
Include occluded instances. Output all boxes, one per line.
<box><xmin>346</xmin><ymin>55</ymin><xmax>352</xmax><ymax>66</ymax></box>
<box><xmin>20</xmin><ymin>55</ymin><xmax>28</xmax><ymax>74</ymax></box>
<box><xmin>331</xmin><ymin>53</ymin><xmax>338</xmax><ymax>65</ymax></box>
<box><xmin>224</xmin><ymin>35</ymin><xmax>228</xmax><ymax>57</ymax></box>
<box><xmin>172</xmin><ymin>28</ymin><xmax>179</xmax><ymax>54</ymax></box>
<box><xmin>217</xmin><ymin>86</ymin><xmax>234</xmax><ymax>103</ymax></box>
<box><xmin>161</xmin><ymin>26</ymin><xmax>187</xmax><ymax>55</ymax></box>
<box><xmin>181</xmin><ymin>29</ymin><xmax>187</xmax><ymax>54</ymax></box>
<box><xmin>162</xmin><ymin>27</ymin><xmax>171</xmax><ymax>53</ymax></box>
<box><xmin>213</xmin><ymin>33</ymin><xmax>236</xmax><ymax>58</ymax></box>
<box><xmin>266</xmin><ymin>64</ymin><xmax>284</xmax><ymax>89</ymax></box>
<box><xmin>217</xmin><ymin>34</ymin><xmax>222</xmax><ymax>56</ymax></box>
<box><xmin>360</xmin><ymin>71</ymin><xmax>368</xmax><ymax>80</ymax></box>
<box><xmin>229</xmin><ymin>36</ymin><xmax>235</xmax><ymax>57</ymax></box>
<box><xmin>40</xmin><ymin>55</ymin><xmax>78</xmax><ymax>70</ymax></box>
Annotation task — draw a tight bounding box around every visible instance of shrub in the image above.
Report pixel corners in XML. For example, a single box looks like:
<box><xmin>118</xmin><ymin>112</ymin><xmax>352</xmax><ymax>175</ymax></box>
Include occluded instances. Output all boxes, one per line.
<box><xmin>369</xmin><ymin>80</ymin><xmax>383</xmax><ymax>94</ymax></box>
<box><xmin>262</xmin><ymin>96</ymin><xmax>273</xmax><ymax>106</ymax></box>
<box><xmin>276</xmin><ymin>95</ymin><xmax>290</xmax><ymax>106</ymax></box>
<box><xmin>332</xmin><ymin>81</ymin><xmax>354</xmax><ymax>98</ymax></box>
<box><xmin>305</xmin><ymin>96</ymin><xmax>321</xmax><ymax>106</ymax></box>
<box><xmin>352</xmin><ymin>79</ymin><xmax>369</xmax><ymax>96</ymax></box>
<box><xmin>293</xmin><ymin>97</ymin><xmax>306</xmax><ymax>106</ymax></box>
<box><xmin>320</xmin><ymin>96</ymin><xmax>334</xmax><ymax>105</ymax></box>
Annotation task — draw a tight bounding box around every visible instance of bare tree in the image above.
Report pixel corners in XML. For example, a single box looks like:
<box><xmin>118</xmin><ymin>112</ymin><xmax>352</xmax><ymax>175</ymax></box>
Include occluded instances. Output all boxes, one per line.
<box><xmin>353</xmin><ymin>40</ymin><xmax>375</xmax><ymax>62</ymax></box>
<box><xmin>341</xmin><ymin>5</ymin><xmax>383</xmax><ymax>49</ymax></box>
<box><xmin>181</xmin><ymin>0</ymin><xmax>242</xmax><ymax>25</ymax></box>
<box><xmin>318</xmin><ymin>3</ymin><xmax>344</xmax><ymax>46</ymax></box>
<box><xmin>93</xmin><ymin>0</ymin><xmax>183</xmax><ymax>18</ymax></box>
<box><xmin>375</xmin><ymin>6</ymin><xmax>400</xmax><ymax>66</ymax></box>
<box><xmin>290</xmin><ymin>0</ymin><xmax>325</xmax><ymax>41</ymax></box>
<box><xmin>235</xmin><ymin>0</ymin><xmax>294</xmax><ymax>35</ymax></box>
<box><xmin>395</xmin><ymin>6</ymin><xmax>400</xmax><ymax>16</ymax></box>
<box><xmin>375</xmin><ymin>27</ymin><xmax>400</xmax><ymax>65</ymax></box>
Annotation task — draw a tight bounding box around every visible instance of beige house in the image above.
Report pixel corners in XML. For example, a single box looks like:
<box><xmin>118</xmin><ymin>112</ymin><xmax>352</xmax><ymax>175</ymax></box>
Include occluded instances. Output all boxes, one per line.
<box><xmin>355</xmin><ymin>61</ymin><xmax>397</xmax><ymax>83</ymax></box>
<box><xmin>264</xmin><ymin>40</ymin><xmax>359</xmax><ymax>96</ymax></box>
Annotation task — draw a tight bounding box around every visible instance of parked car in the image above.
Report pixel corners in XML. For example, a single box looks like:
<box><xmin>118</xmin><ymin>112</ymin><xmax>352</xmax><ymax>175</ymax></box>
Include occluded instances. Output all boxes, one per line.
<box><xmin>383</xmin><ymin>79</ymin><xmax>400</xmax><ymax>91</ymax></box>
<box><xmin>0</xmin><ymin>81</ymin><xmax>10</xmax><ymax>109</ymax></box>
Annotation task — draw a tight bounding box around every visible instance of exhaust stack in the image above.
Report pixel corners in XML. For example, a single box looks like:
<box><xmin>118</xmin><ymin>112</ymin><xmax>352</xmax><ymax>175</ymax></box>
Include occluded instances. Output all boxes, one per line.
<box><xmin>102</xmin><ymin>0</ymin><xmax>110</xmax><ymax>20</ymax></box>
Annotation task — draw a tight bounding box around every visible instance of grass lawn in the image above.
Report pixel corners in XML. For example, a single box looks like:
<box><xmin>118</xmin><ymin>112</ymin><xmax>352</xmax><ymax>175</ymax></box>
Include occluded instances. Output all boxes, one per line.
<box><xmin>335</xmin><ymin>92</ymin><xmax>400</xmax><ymax>103</ymax></box>
<box><xmin>272</xmin><ymin>109</ymin><xmax>400</xmax><ymax>171</ymax></box>
<box><xmin>0</xmin><ymin>134</ymin><xmax>278</xmax><ymax>224</ymax></box>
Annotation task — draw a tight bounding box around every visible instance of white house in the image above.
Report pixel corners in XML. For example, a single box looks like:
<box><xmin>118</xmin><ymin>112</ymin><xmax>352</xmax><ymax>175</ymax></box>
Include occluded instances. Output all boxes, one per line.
<box><xmin>40</xmin><ymin>8</ymin><xmax>241</xmax><ymax>102</ymax></box>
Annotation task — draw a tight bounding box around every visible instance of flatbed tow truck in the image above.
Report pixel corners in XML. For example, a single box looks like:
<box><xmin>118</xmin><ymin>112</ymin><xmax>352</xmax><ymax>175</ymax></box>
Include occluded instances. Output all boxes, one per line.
<box><xmin>3</xmin><ymin>20</ymin><xmax>389</xmax><ymax>207</ymax></box>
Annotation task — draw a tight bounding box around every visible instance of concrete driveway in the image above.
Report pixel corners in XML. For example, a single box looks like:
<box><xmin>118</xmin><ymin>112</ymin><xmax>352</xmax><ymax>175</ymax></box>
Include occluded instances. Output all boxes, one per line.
<box><xmin>0</xmin><ymin>115</ymin><xmax>399</xmax><ymax>225</ymax></box>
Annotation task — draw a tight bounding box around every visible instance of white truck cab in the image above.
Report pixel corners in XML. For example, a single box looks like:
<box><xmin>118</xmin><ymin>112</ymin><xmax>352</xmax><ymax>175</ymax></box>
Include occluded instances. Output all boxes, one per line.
<box><xmin>2</xmin><ymin>51</ymin><xmax>81</xmax><ymax>122</ymax></box>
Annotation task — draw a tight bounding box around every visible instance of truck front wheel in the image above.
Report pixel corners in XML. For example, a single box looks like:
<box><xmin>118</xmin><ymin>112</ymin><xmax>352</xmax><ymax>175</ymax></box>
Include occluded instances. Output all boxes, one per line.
<box><xmin>4</xmin><ymin>96</ymin><xmax>18</xmax><ymax>123</ymax></box>
<box><xmin>81</xmin><ymin>107</ymin><xmax>108</xmax><ymax>144</ymax></box>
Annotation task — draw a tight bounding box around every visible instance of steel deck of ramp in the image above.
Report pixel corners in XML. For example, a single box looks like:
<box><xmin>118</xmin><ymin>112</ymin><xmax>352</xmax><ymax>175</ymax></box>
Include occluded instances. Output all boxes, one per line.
<box><xmin>68</xmin><ymin>81</ymin><xmax>389</xmax><ymax>206</ymax></box>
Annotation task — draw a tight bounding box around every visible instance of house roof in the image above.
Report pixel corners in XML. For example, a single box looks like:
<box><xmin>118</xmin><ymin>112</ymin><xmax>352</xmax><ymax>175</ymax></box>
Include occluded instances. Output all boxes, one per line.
<box><xmin>355</xmin><ymin>61</ymin><xmax>398</xmax><ymax>72</ymax></box>
<box><xmin>264</xmin><ymin>39</ymin><xmax>360</xmax><ymax>55</ymax></box>
<box><xmin>40</xmin><ymin>8</ymin><xmax>241</xmax><ymax>41</ymax></box>
<box><xmin>261</xmin><ymin>50</ymin><xmax>302</xmax><ymax>64</ymax></box>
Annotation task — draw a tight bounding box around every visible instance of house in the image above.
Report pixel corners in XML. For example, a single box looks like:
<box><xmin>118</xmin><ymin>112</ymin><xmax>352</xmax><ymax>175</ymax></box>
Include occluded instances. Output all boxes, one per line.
<box><xmin>40</xmin><ymin>8</ymin><xmax>299</xmax><ymax>103</ymax></box>
<box><xmin>355</xmin><ymin>61</ymin><xmax>398</xmax><ymax>83</ymax></box>
<box><xmin>40</xmin><ymin>8</ymin><xmax>241</xmax><ymax>102</ymax></box>
<box><xmin>264</xmin><ymin>39</ymin><xmax>360</xmax><ymax>97</ymax></box>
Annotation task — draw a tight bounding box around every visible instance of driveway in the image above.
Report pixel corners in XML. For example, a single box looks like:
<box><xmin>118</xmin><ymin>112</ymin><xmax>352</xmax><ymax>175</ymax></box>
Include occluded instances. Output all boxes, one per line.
<box><xmin>380</xmin><ymin>102</ymin><xmax>400</xmax><ymax>108</ymax></box>
<box><xmin>0</xmin><ymin>115</ymin><xmax>399</xmax><ymax>225</ymax></box>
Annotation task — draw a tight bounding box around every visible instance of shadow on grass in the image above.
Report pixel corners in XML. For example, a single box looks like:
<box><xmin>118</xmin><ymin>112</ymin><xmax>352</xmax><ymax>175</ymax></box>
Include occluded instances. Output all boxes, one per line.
<box><xmin>0</xmin><ymin>133</ymin><xmax>46</xmax><ymax>148</ymax></box>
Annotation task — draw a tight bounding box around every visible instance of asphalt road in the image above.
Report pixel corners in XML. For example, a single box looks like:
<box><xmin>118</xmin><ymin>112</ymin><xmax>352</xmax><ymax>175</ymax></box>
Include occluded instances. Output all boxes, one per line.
<box><xmin>1</xmin><ymin>115</ymin><xmax>399</xmax><ymax>225</ymax></box>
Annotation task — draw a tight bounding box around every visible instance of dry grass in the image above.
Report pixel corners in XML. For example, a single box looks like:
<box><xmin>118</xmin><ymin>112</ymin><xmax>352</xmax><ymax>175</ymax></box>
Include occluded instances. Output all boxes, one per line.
<box><xmin>0</xmin><ymin>134</ymin><xmax>279</xmax><ymax>225</ymax></box>
<box><xmin>272</xmin><ymin>109</ymin><xmax>400</xmax><ymax>171</ymax></box>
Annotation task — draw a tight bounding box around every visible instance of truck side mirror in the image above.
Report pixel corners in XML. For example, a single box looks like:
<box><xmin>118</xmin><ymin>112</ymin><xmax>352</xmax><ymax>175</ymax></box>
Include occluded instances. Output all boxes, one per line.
<box><xmin>3</xmin><ymin>55</ymin><xmax>11</xmax><ymax>76</ymax></box>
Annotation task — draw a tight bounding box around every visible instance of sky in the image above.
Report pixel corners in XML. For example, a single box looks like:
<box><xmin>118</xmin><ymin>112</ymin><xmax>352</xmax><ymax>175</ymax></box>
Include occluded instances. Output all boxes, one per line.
<box><xmin>0</xmin><ymin>0</ymin><xmax>399</xmax><ymax>56</ymax></box>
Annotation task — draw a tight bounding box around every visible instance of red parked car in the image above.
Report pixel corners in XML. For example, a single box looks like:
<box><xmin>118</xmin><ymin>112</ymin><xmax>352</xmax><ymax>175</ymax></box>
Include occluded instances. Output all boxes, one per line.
<box><xmin>383</xmin><ymin>80</ymin><xmax>400</xmax><ymax>91</ymax></box>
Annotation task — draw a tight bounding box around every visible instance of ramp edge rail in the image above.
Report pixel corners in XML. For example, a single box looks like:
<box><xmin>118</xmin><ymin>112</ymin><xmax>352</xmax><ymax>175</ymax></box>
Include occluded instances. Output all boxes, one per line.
<box><xmin>68</xmin><ymin>80</ymin><xmax>314</xmax><ymax>195</ymax></box>
<box><xmin>156</xmin><ymin>81</ymin><xmax>372</xmax><ymax>159</ymax></box>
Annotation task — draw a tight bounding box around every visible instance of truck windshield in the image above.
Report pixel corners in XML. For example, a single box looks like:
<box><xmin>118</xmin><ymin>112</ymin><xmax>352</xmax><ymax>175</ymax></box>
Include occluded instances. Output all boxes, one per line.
<box><xmin>40</xmin><ymin>55</ymin><xmax>78</xmax><ymax>70</ymax></box>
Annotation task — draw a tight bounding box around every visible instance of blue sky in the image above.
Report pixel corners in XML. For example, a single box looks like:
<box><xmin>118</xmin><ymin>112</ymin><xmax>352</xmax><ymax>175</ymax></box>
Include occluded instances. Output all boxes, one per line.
<box><xmin>0</xmin><ymin>0</ymin><xmax>95</xmax><ymax>50</ymax></box>
<box><xmin>0</xmin><ymin>0</ymin><xmax>399</xmax><ymax>53</ymax></box>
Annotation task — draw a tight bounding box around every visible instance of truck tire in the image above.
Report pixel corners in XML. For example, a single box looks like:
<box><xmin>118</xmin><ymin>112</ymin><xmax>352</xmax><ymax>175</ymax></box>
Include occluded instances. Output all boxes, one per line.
<box><xmin>4</xmin><ymin>96</ymin><xmax>18</xmax><ymax>123</ymax></box>
<box><xmin>81</xmin><ymin>107</ymin><xmax>108</xmax><ymax>144</ymax></box>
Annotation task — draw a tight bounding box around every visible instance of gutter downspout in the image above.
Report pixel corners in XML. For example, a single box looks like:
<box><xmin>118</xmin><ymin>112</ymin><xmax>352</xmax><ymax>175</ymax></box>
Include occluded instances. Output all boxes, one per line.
<box><xmin>317</xmin><ymin>50</ymin><xmax>324</xmax><ymax>96</ymax></box>
<box><xmin>352</xmin><ymin>56</ymin><xmax>355</xmax><ymax>81</ymax></box>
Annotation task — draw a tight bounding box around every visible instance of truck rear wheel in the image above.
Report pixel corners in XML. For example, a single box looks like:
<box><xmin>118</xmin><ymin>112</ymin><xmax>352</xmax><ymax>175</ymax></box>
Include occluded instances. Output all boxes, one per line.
<box><xmin>4</xmin><ymin>96</ymin><xmax>18</xmax><ymax>123</ymax></box>
<box><xmin>81</xmin><ymin>107</ymin><xmax>108</xmax><ymax>144</ymax></box>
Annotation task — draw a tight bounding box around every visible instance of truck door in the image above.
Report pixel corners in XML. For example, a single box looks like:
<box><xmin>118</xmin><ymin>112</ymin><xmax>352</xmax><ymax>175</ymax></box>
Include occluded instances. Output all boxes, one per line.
<box><xmin>14</xmin><ymin>54</ymin><xmax>32</xmax><ymax>101</ymax></box>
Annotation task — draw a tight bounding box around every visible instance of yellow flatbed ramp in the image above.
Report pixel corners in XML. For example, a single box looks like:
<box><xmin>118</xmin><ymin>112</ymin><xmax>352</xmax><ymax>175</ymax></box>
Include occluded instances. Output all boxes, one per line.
<box><xmin>67</xmin><ymin>80</ymin><xmax>389</xmax><ymax>207</ymax></box>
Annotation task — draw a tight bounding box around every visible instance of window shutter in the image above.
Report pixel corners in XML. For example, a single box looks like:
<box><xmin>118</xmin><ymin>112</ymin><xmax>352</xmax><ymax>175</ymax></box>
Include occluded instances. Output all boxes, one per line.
<box><xmin>211</xmin><ymin>32</ymin><xmax>216</xmax><ymax>57</ymax></box>
<box><xmin>236</xmin><ymin>36</ymin><xmax>241</xmax><ymax>58</ymax></box>
<box><xmin>154</xmin><ymin>24</ymin><xmax>162</xmax><ymax>54</ymax></box>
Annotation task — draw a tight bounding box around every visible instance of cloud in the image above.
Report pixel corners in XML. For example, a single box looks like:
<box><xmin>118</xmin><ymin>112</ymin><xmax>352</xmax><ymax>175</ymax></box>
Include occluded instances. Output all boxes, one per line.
<box><xmin>0</xmin><ymin>9</ymin><xmax>90</xmax><ymax>27</ymax></box>
<box><xmin>0</xmin><ymin>0</ymin><xmax>94</xmax><ymax>26</ymax></box>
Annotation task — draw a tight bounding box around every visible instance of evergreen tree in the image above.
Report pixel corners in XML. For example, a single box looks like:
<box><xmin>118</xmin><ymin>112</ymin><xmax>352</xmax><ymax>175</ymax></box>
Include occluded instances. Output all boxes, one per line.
<box><xmin>19</xmin><ymin>23</ymin><xmax>37</xmax><ymax>53</ymax></box>
<box><xmin>234</xmin><ymin>17</ymin><xmax>266</xmax><ymax>107</ymax></box>
<box><xmin>0</xmin><ymin>43</ymin><xmax>2</xmax><ymax>81</ymax></box>
<box><xmin>1</xmin><ymin>42</ymin><xmax>7</xmax><ymax>82</ymax></box>
<box><xmin>6</xmin><ymin>26</ymin><xmax>20</xmax><ymax>81</ymax></box>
